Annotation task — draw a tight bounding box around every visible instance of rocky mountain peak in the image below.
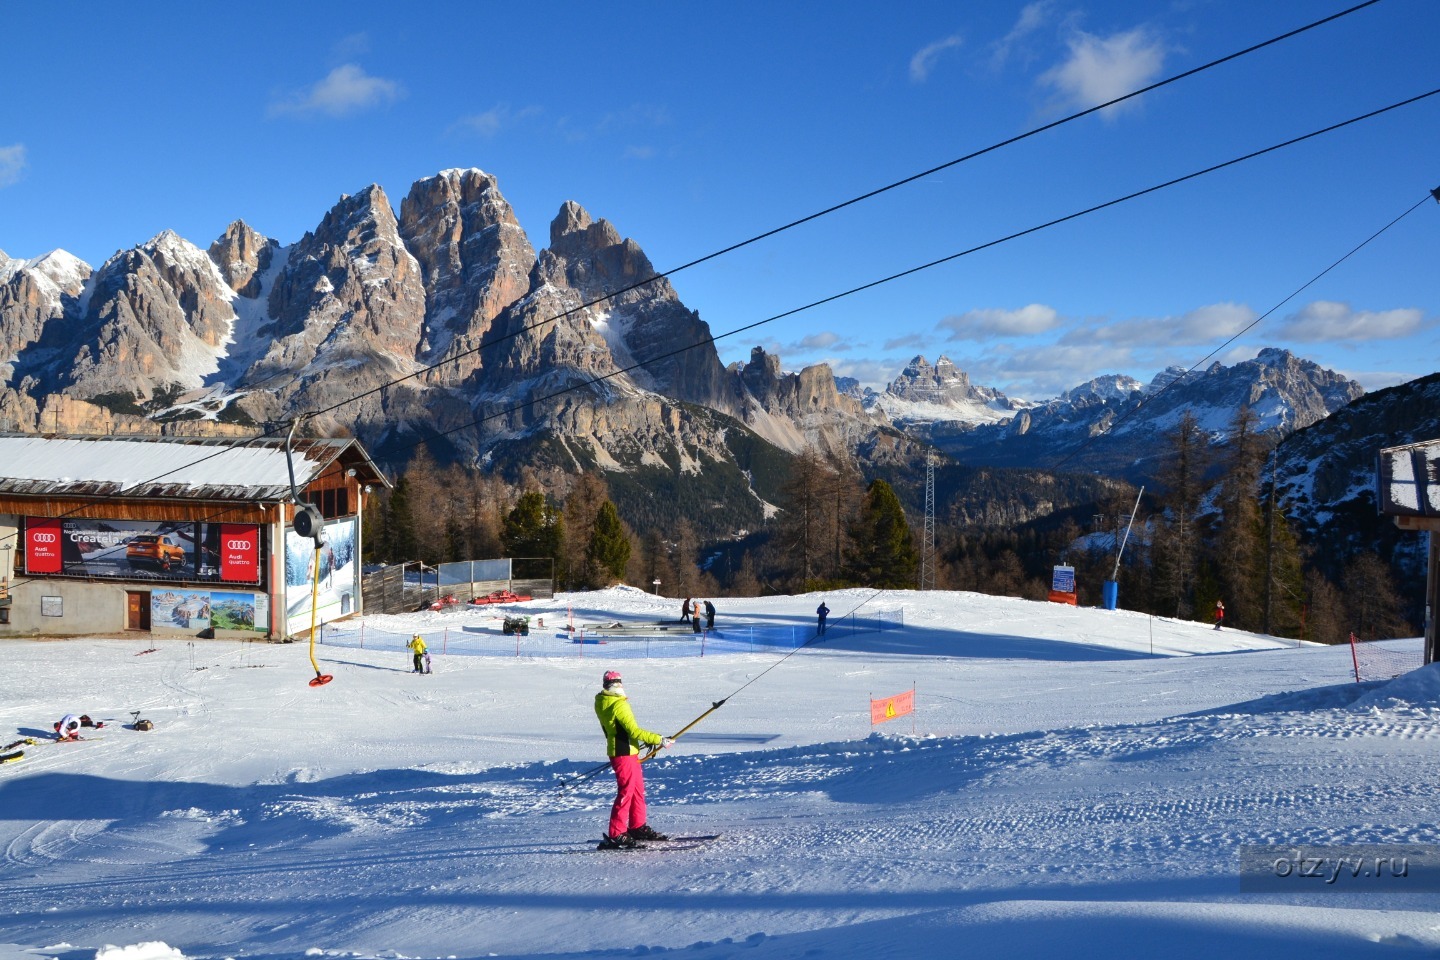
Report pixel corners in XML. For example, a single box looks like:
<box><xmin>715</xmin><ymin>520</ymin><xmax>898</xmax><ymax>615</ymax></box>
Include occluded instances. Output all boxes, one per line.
<box><xmin>399</xmin><ymin>168</ymin><xmax>535</xmax><ymax>367</ymax></box>
<box><xmin>547</xmin><ymin>201</ymin><xmax>628</xmax><ymax>266</ymax></box>
<box><xmin>885</xmin><ymin>354</ymin><xmax>981</xmax><ymax>403</ymax></box>
<box><xmin>1060</xmin><ymin>374</ymin><xmax>1145</xmax><ymax>406</ymax></box>
<box><xmin>208</xmin><ymin>221</ymin><xmax>277</xmax><ymax>298</ymax></box>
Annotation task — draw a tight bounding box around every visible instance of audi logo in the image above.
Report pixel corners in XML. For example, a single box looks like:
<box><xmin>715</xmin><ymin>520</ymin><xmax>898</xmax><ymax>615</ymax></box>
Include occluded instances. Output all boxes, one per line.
<box><xmin>225</xmin><ymin>540</ymin><xmax>253</xmax><ymax>550</ymax></box>
<box><xmin>31</xmin><ymin>532</ymin><xmax>58</xmax><ymax>543</ymax></box>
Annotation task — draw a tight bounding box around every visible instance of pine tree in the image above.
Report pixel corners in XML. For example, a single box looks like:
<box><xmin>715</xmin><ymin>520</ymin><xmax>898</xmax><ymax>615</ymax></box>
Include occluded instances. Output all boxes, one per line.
<box><xmin>1303</xmin><ymin>568</ymin><xmax>1349</xmax><ymax>644</ymax></box>
<box><xmin>403</xmin><ymin>447</ymin><xmax>448</xmax><ymax>565</ymax></box>
<box><xmin>639</xmin><ymin>529</ymin><xmax>676</xmax><ymax>599</ymax></box>
<box><xmin>1215</xmin><ymin>406</ymin><xmax>1266</xmax><ymax>630</ymax></box>
<box><xmin>562</xmin><ymin>473</ymin><xmax>610</xmax><ymax>589</ymax></box>
<box><xmin>586</xmin><ymin>500</ymin><xmax>631</xmax><ymax>586</ymax></box>
<box><xmin>1154</xmin><ymin>410</ymin><xmax>1207</xmax><ymax>619</ymax></box>
<box><xmin>1261</xmin><ymin>490</ymin><xmax>1306</xmax><ymax>638</ymax></box>
<box><xmin>775</xmin><ymin>448</ymin><xmax>830</xmax><ymax>589</ymax></box>
<box><xmin>502</xmin><ymin>491</ymin><xmax>563</xmax><ymax>575</ymax></box>
<box><xmin>844</xmin><ymin>479</ymin><xmax>918</xmax><ymax>588</ymax></box>
<box><xmin>1343</xmin><ymin>552</ymin><xmax>1412</xmax><ymax>640</ymax></box>
<box><xmin>385</xmin><ymin>476</ymin><xmax>419</xmax><ymax>562</ymax></box>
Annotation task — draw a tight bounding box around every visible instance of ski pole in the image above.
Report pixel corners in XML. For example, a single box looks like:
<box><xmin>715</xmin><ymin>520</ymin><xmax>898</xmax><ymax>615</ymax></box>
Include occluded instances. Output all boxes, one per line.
<box><xmin>557</xmin><ymin>758</ymin><xmax>613</xmax><ymax>792</ymax></box>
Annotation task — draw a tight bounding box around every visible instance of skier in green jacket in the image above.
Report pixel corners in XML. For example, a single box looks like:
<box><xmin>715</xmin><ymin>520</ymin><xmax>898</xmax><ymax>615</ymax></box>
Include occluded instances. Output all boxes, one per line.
<box><xmin>594</xmin><ymin>670</ymin><xmax>672</xmax><ymax>849</ymax></box>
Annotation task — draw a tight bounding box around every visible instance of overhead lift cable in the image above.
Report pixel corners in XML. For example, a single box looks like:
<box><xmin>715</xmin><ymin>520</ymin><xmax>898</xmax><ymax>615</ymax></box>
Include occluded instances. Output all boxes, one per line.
<box><xmin>301</xmin><ymin>0</ymin><xmax>1386</xmax><ymax>425</ymax></box>
<box><xmin>0</xmin><ymin>0</ymin><xmax>1383</xmax><ymax>554</ymax></box>
<box><xmin>371</xmin><ymin>89</ymin><xmax>1440</xmax><ymax>462</ymax></box>
<box><xmin>2</xmin><ymin>85</ymin><xmax>1433</xmax><ymax>610</ymax></box>
<box><xmin>1049</xmin><ymin>189</ymin><xmax>1437</xmax><ymax>475</ymax></box>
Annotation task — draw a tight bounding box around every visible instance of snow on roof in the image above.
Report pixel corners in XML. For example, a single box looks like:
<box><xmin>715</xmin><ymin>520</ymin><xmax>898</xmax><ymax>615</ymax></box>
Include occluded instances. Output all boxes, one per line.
<box><xmin>1378</xmin><ymin>437</ymin><xmax>1440</xmax><ymax>517</ymax></box>
<box><xmin>0</xmin><ymin>434</ymin><xmax>387</xmax><ymax>502</ymax></box>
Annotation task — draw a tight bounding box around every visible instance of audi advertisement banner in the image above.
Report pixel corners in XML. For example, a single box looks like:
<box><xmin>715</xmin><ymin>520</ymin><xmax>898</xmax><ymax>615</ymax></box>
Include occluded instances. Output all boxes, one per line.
<box><xmin>22</xmin><ymin>518</ymin><xmax>262</xmax><ymax>584</ymax></box>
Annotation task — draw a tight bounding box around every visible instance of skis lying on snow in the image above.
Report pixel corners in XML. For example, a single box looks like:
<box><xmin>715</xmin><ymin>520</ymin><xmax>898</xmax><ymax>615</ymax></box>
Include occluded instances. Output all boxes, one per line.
<box><xmin>579</xmin><ymin>834</ymin><xmax>723</xmax><ymax>854</ymax></box>
<box><xmin>2</xmin><ymin>737</ymin><xmax>38</xmax><ymax>764</ymax></box>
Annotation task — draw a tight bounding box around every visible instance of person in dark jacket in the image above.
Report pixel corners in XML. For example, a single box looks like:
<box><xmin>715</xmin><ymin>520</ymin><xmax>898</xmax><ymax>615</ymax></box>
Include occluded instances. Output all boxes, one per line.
<box><xmin>816</xmin><ymin>601</ymin><xmax>830</xmax><ymax>636</ymax></box>
<box><xmin>594</xmin><ymin>670</ymin><xmax>673</xmax><ymax>849</ymax></box>
<box><xmin>704</xmin><ymin>600</ymin><xmax>716</xmax><ymax>630</ymax></box>
<box><xmin>680</xmin><ymin>597</ymin><xmax>692</xmax><ymax>625</ymax></box>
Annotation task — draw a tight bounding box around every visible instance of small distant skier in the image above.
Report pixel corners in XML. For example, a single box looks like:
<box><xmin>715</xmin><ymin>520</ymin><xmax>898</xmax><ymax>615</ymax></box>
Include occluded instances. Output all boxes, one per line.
<box><xmin>1213</xmin><ymin>600</ymin><xmax>1225</xmax><ymax>631</ymax></box>
<box><xmin>692</xmin><ymin>599</ymin><xmax>703</xmax><ymax>634</ymax></box>
<box><xmin>594</xmin><ymin>670</ymin><xmax>672</xmax><ymax>850</ymax></box>
<box><xmin>408</xmin><ymin>634</ymin><xmax>428</xmax><ymax>674</ymax></box>
<box><xmin>704</xmin><ymin>599</ymin><xmax>716</xmax><ymax>631</ymax></box>
<box><xmin>816</xmin><ymin>601</ymin><xmax>830</xmax><ymax>636</ymax></box>
<box><xmin>680</xmin><ymin>597</ymin><xmax>692</xmax><ymax>625</ymax></box>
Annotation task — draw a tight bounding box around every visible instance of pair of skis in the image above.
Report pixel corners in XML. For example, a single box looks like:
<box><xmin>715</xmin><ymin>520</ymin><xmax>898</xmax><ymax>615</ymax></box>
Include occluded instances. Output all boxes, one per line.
<box><xmin>584</xmin><ymin>833</ymin><xmax>721</xmax><ymax>853</ymax></box>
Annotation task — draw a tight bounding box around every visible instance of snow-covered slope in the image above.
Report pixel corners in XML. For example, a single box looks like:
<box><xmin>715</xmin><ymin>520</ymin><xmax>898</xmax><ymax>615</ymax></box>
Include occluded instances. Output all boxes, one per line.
<box><xmin>0</xmin><ymin>586</ymin><xmax>1433</xmax><ymax>959</ymax></box>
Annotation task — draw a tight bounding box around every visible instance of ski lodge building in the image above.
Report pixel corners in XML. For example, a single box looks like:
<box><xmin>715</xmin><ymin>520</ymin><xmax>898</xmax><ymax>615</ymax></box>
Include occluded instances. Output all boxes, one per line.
<box><xmin>0</xmin><ymin>433</ymin><xmax>389</xmax><ymax>641</ymax></box>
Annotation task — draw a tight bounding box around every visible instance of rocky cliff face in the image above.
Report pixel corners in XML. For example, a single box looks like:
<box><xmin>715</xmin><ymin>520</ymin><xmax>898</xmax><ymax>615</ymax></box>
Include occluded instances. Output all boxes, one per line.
<box><xmin>728</xmin><ymin>346</ymin><xmax>894</xmax><ymax>459</ymax></box>
<box><xmin>208</xmin><ymin>221</ymin><xmax>277</xmax><ymax>298</ymax></box>
<box><xmin>1271</xmin><ymin>371</ymin><xmax>1439</xmax><ymax>582</ymax></box>
<box><xmin>0</xmin><ymin>250</ymin><xmax>91</xmax><ymax>372</ymax></box>
<box><xmin>399</xmin><ymin>168</ymin><xmax>535</xmax><ymax>375</ymax></box>
<box><xmin>14</xmin><ymin>232</ymin><xmax>236</xmax><ymax>403</ymax></box>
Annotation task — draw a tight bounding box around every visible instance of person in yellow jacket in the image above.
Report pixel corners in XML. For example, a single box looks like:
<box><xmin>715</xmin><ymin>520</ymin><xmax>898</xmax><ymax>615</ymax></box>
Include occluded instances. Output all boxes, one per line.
<box><xmin>594</xmin><ymin>669</ymin><xmax>672</xmax><ymax>849</ymax></box>
<box><xmin>407</xmin><ymin>634</ymin><xmax>427</xmax><ymax>674</ymax></box>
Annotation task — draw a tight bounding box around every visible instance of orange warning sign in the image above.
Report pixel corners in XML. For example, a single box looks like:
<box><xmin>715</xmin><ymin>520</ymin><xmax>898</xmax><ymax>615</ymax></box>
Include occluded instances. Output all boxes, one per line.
<box><xmin>870</xmin><ymin>688</ymin><xmax>915</xmax><ymax>725</ymax></box>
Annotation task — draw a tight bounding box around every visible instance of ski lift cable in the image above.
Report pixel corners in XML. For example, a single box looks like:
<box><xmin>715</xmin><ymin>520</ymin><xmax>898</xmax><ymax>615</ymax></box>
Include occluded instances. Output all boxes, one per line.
<box><xmin>295</xmin><ymin>0</ymin><xmax>1386</xmax><ymax>424</ymax></box>
<box><xmin>10</xmin><ymin>84</ymin><xmax>1432</xmax><ymax>598</ymax></box>
<box><xmin>0</xmin><ymin>2</ymin><xmax>1382</xmax><ymax>552</ymax></box>
<box><xmin>354</xmin><ymin>88</ymin><xmax>1440</xmax><ymax>467</ymax></box>
<box><xmin>1049</xmin><ymin>189</ymin><xmax>1435</xmax><ymax>475</ymax></box>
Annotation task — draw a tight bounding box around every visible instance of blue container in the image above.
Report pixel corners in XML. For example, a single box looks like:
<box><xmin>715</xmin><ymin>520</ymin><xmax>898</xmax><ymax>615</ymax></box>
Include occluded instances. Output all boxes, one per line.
<box><xmin>1102</xmin><ymin>579</ymin><xmax>1119</xmax><ymax>611</ymax></box>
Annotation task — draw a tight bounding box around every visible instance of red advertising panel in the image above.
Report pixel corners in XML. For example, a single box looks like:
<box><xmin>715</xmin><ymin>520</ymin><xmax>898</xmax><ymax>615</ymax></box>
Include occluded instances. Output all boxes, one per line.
<box><xmin>25</xmin><ymin>518</ymin><xmax>63</xmax><ymax>574</ymax></box>
<box><xmin>219</xmin><ymin>523</ymin><xmax>260</xmax><ymax>583</ymax></box>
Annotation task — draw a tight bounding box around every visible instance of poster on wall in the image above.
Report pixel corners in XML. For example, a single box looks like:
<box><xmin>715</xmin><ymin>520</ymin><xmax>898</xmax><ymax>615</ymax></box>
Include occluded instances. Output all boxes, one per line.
<box><xmin>150</xmin><ymin>588</ymin><xmax>266</xmax><ymax>636</ymax></box>
<box><xmin>284</xmin><ymin>517</ymin><xmax>358</xmax><ymax>636</ymax></box>
<box><xmin>22</xmin><ymin>518</ymin><xmax>261</xmax><ymax>584</ymax></box>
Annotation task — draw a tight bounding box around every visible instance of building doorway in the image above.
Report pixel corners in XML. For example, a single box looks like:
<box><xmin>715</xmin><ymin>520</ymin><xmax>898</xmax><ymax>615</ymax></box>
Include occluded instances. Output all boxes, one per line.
<box><xmin>126</xmin><ymin>591</ymin><xmax>151</xmax><ymax>631</ymax></box>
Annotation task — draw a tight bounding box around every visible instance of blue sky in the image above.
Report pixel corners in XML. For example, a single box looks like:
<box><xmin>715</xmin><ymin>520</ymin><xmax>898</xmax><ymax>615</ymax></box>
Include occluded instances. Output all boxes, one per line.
<box><xmin>1</xmin><ymin>0</ymin><xmax>1436</xmax><ymax>399</ymax></box>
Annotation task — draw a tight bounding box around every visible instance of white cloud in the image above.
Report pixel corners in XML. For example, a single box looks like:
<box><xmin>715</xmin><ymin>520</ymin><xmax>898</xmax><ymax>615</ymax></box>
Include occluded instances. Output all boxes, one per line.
<box><xmin>910</xmin><ymin>34</ymin><xmax>964</xmax><ymax>83</ymax></box>
<box><xmin>1039</xmin><ymin>27</ymin><xmax>1164</xmax><ymax>116</ymax></box>
<box><xmin>940</xmin><ymin>303</ymin><xmax>1061</xmax><ymax>340</ymax></box>
<box><xmin>0</xmin><ymin>144</ymin><xmax>26</xmax><ymax>187</ymax></box>
<box><xmin>883</xmin><ymin>333</ymin><xmax>928</xmax><ymax>351</ymax></box>
<box><xmin>268</xmin><ymin>64</ymin><xmax>403</xmax><ymax>118</ymax></box>
<box><xmin>1276</xmin><ymin>300</ymin><xmax>1427</xmax><ymax>342</ymax></box>
<box><xmin>829</xmin><ymin>358</ymin><xmax>902</xmax><ymax>391</ymax></box>
<box><xmin>990</xmin><ymin>1</ymin><xmax>1055</xmax><ymax>68</ymax></box>
<box><xmin>331</xmin><ymin>33</ymin><xmax>371</xmax><ymax>61</ymax></box>
<box><xmin>966</xmin><ymin>341</ymin><xmax>1136</xmax><ymax>400</ymax></box>
<box><xmin>779</xmin><ymin>331</ymin><xmax>847</xmax><ymax>355</ymax></box>
<box><xmin>1066</xmin><ymin>302</ymin><xmax>1256</xmax><ymax>348</ymax></box>
<box><xmin>451</xmin><ymin>104</ymin><xmax>543</xmax><ymax>139</ymax></box>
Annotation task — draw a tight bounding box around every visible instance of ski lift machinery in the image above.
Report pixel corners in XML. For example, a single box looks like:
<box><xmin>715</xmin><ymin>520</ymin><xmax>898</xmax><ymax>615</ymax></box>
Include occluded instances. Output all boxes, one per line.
<box><xmin>285</xmin><ymin>420</ymin><xmax>333</xmax><ymax>687</ymax></box>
